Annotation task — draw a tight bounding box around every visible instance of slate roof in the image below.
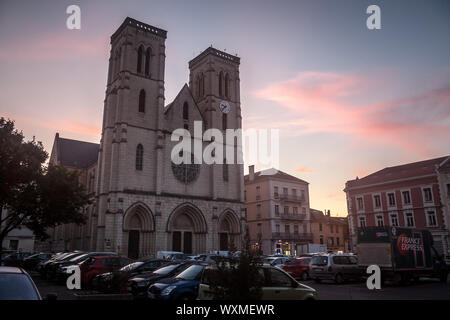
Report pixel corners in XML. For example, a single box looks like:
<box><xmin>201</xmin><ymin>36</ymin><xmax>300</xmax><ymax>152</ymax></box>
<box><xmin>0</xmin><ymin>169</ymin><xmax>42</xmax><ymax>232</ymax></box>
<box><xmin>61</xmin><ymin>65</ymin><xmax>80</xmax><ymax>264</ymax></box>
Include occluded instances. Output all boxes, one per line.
<box><xmin>57</xmin><ymin>137</ymin><xmax>99</xmax><ymax>169</ymax></box>
<box><xmin>345</xmin><ymin>156</ymin><xmax>449</xmax><ymax>190</ymax></box>
<box><xmin>244</xmin><ymin>168</ymin><xmax>308</xmax><ymax>185</ymax></box>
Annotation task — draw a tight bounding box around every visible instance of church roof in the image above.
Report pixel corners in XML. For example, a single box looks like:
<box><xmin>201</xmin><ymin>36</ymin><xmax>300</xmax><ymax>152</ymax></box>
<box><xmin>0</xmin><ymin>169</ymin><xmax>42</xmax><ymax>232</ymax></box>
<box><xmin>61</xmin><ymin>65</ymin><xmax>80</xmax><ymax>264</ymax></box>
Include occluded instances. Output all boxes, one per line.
<box><xmin>164</xmin><ymin>83</ymin><xmax>205</xmax><ymax>121</ymax></box>
<box><xmin>54</xmin><ymin>134</ymin><xmax>99</xmax><ymax>169</ymax></box>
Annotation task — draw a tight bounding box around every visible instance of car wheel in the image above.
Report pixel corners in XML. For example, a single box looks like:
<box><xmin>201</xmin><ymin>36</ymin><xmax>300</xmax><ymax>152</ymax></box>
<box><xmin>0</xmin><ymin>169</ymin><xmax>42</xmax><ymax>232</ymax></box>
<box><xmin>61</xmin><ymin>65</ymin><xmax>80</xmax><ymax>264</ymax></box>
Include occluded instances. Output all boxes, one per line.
<box><xmin>334</xmin><ymin>273</ymin><xmax>344</xmax><ymax>284</ymax></box>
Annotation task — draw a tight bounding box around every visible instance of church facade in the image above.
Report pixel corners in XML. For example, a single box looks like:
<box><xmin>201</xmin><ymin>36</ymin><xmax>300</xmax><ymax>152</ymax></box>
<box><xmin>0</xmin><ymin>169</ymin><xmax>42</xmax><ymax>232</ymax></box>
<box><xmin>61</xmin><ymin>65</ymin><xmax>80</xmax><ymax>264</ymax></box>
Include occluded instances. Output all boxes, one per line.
<box><xmin>47</xmin><ymin>17</ymin><xmax>245</xmax><ymax>259</ymax></box>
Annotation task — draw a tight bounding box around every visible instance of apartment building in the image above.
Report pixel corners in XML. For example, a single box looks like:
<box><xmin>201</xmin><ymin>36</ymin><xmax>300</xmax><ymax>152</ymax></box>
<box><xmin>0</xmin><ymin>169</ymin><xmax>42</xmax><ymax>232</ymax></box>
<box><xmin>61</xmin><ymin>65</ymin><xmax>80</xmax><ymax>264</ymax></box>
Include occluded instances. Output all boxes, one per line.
<box><xmin>245</xmin><ymin>166</ymin><xmax>312</xmax><ymax>255</ymax></box>
<box><xmin>309</xmin><ymin>209</ymin><xmax>350</xmax><ymax>253</ymax></box>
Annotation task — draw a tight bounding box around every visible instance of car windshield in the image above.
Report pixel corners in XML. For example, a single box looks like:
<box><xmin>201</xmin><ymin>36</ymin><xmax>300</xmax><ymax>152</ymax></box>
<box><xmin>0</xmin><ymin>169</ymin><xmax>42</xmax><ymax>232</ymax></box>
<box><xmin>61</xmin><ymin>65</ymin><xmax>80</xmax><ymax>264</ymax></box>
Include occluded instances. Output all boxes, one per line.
<box><xmin>175</xmin><ymin>264</ymin><xmax>204</xmax><ymax>280</ymax></box>
<box><xmin>0</xmin><ymin>274</ymin><xmax>40</xmax><ymax>300</ymax></box>
<box><xmin>120</xmin><ymin>261</ymin><xmax>144</xmax><ymax>271</ymax></box>
<box><xmin>70</xmin><ymin>253</ymin><xmax>88</xmax><ymax>262</ymax></box>
<box><xmin>263</xmin><ymin>258</ymin><xmax>276</xmax><ymax>264</ymax></box>
<box><xmin>311</xmin><ymin>256</ymin><xmax>328</xmax><ymax>266</ymax></box>
<box><xmin>153</xmin><ymin>264</ymin><xmax>180</xmax><ymax>275</ymax></box>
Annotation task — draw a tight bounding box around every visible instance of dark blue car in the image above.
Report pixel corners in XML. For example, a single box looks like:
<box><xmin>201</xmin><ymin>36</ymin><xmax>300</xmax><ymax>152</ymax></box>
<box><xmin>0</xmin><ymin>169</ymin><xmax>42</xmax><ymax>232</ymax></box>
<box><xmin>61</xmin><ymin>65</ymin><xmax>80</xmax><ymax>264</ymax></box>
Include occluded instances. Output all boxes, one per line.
<box><xmin>147</xmin><ymin>263</ymin><xmax>207</xmax><ymax>301</ymax></box>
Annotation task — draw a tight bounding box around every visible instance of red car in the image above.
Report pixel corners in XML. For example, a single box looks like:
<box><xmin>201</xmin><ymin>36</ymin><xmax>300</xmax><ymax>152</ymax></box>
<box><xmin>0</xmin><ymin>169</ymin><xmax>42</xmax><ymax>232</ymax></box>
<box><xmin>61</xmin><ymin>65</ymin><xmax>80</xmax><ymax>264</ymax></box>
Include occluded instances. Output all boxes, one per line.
<box><xmin>282</xmin><ymin>257</ymin><xmax>312</xmax><ymax>281</ymax></box>
<box><xmin>79</xmin><ymin>255</ymin><xmax>132</xmax><ymax>287</ymax></box>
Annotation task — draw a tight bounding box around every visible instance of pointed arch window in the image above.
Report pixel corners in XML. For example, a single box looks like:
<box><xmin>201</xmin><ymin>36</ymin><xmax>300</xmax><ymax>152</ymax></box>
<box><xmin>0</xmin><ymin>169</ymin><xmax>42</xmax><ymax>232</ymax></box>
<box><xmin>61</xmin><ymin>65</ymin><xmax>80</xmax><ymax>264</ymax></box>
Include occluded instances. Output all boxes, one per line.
<box><xmin>219</xmin><ymin>72</ymin><xmax>223</xmax><ymax>97</ymax></box>
<box><xmin>183</xmin><ymin>102</ymin><xmax>189</xmax><ymax>120</ymax></box>
<box><xmin>136</xmin><ymin>144</ymin><xmax>143</xmax><ymax>171</ymax></box>
<box><xmin>137</xmin><ymin>45</ymin><xmax>144</xmax><ymax>73</ymax></box>
<box><xmin>224</xmin><ymin>73</ymin><xmax>229</xmax><ymax>98</ymax></box>
<box><xmin>138</xmin><ymin>89</ymin><xmax>146</xmax><ymax>113</ymax></box>
<box><xmin>145</xmin><ymin>47</ymin><xmax>151</xmax><ymax>76</ymax></box>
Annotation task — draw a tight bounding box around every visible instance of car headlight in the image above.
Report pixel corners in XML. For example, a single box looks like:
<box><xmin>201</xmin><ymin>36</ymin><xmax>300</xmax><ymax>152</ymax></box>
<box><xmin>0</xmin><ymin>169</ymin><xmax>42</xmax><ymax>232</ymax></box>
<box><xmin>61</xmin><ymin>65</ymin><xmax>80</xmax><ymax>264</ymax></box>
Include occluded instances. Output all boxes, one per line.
<box><xmin>161</xmin><ymin>286</ymin><xmax>177</xmax><ymax>296</ymax></box>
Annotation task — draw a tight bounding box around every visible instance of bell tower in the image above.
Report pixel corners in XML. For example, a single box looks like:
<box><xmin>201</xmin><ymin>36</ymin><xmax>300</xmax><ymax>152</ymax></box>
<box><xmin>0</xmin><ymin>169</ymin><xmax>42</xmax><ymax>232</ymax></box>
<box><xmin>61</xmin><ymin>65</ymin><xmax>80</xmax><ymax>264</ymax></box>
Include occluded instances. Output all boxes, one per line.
<box><xmin>96</xmin><ymin>17</ymin><xmax>167</xmax><ymax>252</ymax></box>
<box><xmin>188</xmin><ymin>48</ymin><xmax>243</xmax><ymax>201</ymax></box>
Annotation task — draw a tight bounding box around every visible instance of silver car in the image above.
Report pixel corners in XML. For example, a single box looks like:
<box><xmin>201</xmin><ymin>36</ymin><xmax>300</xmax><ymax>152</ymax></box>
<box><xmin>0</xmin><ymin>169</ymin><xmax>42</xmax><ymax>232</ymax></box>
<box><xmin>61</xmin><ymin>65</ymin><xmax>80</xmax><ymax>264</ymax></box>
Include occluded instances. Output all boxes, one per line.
<box><xmin>310</xmin><ymin>254</ymin><xmax>363</xmax><ymax>284</ymax></box>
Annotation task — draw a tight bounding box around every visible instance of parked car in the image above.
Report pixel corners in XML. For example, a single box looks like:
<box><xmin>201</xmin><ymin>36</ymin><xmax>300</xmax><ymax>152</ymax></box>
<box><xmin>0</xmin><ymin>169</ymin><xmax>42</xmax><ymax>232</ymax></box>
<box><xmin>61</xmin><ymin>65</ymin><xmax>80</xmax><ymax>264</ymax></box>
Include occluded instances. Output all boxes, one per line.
<box><xmin>22</xmin><ymin>253</ymin><xmax>54</xmax><ymax>270</ymax></box>
<box><xmin>0</xmin><ymin>266</ymin><xmax>56</xmax><ymax>300</ymax></box>
<box><xmin>40</xmin><ymin>251</ymin><xmax>84</xmax><ymax>279</ymax></box>
<box><xmin>92</xmin><ymin>259</ymin><xmax>169</xmax><ymax>293</ymax></box>
<box><xmin>262</xmin><ymin>257</ymin><xmax>288</xmax><ymax>268</ymax></box>
<box><xmin>282</xmin><ymin>257</ymin><xmax>311</xmax><ymax>280</ymax></box>
<box><xmin>127</xmin><ymin>262</ymin><xmax>192</xmax><ymax>299</ymax></box>
<box><xmin>156</xmin><ymin>251</ymin><xmax>184</xmax><ymax>259</ymax></box>
<box><xmin>148</xmin><ymin>263</ymin><xmax>208</xmax><ymax>301</ymax></box>
<box><xmin>1</xmin><ymin>252</ymin><xmax>32</xmax><ymax>267</ymax></box>
<box><xmin>54</xmin><ymin>251</ymin><xmax>119</xmax><ymax>282</ymax></box>
<box><xmin>310</xmin><ymin>254</ymin><xmax>364</xmax><ymax>284</ymax></box>
<box><xmin>75</xmin><ymin>255</ymin><xmax>131</xmax><ymax>288</ymax></box>
<box><xmin>198</xmin><ymin>265</ymin><xmax>318</xmax><ymax>300</ymax></box>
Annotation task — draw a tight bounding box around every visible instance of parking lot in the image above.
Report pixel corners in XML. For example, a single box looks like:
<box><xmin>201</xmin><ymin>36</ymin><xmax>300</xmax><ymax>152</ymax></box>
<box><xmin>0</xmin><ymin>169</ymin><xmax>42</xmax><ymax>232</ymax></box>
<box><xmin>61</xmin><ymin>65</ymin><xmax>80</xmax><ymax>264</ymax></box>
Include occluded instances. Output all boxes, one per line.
<box><xmin>31</xmin><ymin>270</ymin><xmax>450</xmax><ymax>300</ymax></box>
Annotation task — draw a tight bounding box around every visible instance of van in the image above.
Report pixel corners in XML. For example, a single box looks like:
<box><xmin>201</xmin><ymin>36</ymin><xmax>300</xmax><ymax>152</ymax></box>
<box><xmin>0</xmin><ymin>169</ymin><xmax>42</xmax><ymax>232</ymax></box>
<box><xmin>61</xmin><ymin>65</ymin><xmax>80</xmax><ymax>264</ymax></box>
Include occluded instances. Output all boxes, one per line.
<box><xmin>309</xmin><ymin>253</ymin><xmax>363</xmax><ymax>284</ymax></box>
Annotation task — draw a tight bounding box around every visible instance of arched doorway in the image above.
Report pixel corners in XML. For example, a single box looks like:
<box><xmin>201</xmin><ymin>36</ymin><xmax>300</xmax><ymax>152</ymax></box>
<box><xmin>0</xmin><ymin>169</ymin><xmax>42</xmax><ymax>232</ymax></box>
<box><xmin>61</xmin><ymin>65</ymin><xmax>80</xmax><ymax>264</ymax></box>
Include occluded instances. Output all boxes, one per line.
<box><xmin>123</xmin><ymin>203</ymin><xmax>154</xmax><ymax>259</ymax></box>
<box><xmin>218</xmin><ymin>210</ymin><xmax>241</xmax><ymax>251</ymax></box>
<box><xmin>167</xmin><ymin>203</ymin><xmax>207</xmax><ymax>254</ymax></box>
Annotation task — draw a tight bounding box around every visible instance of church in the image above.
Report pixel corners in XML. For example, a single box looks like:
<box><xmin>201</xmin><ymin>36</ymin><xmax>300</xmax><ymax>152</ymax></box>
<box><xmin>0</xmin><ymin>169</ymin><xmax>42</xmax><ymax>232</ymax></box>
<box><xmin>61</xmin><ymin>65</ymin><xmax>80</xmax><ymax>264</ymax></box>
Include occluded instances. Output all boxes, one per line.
<box><xmin>47</xmin><ymin>17</ymin><xmax>245</xmax><ymax>259</ymax></box>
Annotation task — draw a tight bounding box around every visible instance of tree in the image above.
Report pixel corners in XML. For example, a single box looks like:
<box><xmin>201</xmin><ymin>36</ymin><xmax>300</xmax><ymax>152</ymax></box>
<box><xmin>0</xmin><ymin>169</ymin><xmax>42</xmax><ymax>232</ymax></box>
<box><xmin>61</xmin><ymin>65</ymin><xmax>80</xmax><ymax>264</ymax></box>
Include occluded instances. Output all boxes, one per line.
<box><xmin>208</xmin><ymin>227</ymin><xmax>263</xmax><ymax>300</ymax></box>
<box><xmin>0</xmin><ymin>118</ymin><xmax>89</xmax><ymax>255</ymax></box>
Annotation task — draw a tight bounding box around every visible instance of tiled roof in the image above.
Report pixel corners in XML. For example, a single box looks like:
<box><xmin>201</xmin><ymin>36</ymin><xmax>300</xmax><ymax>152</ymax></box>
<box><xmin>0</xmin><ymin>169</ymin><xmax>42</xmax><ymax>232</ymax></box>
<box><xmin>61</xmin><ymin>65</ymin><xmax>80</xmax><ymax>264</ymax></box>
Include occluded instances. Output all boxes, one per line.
<box><xmin>346</xmin><ymin>156</ymin><xmax>448</xmax><ymax>189</ymax></box>
<box><xmin>310</xmin><ymin>209</ymin><xmax>347</xmax><ymax>224</ymax></box>
<box><xmin>244</xmin><ymin>168</ymin><xmax>308</xmax><ymax>184</ymax></box>
<box><xmin>58</xmin><ymin>137</ymin><xmax>99</xmax><ymax>169</ymax></box>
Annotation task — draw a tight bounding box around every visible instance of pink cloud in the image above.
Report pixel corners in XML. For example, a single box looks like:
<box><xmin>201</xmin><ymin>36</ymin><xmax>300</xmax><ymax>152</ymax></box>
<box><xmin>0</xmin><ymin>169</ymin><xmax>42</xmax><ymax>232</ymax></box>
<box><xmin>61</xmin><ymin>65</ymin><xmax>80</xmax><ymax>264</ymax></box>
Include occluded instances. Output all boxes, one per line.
<box><xmin>254</xmin><ymin>71</ymin><xmax>450</xmax><ymax>156</ymax></box>
<box><xmin>295</xmin><ymin>166</ymin><xmax>314</xmax><ymax>173</ymax></box>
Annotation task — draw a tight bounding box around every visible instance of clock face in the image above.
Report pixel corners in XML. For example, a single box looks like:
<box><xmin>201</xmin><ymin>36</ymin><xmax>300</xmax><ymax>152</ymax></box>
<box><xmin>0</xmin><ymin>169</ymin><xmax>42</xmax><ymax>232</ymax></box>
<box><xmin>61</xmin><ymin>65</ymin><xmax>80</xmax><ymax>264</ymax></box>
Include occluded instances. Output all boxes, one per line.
<box><xmin>171</xmin><ymin>153</ymin><xmax>200</xmax><ymax>184</ymax></box>
<box><xmin>219</xmin><ymin>100</ymin><xmax>230</xmax><ymax>114</ymax></box>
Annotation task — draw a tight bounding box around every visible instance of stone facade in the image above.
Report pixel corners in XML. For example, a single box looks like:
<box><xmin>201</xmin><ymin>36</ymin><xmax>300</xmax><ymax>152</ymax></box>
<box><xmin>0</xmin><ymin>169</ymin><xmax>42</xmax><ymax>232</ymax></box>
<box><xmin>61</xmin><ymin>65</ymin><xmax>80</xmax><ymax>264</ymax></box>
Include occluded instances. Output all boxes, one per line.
<box><xmin>47</xmin><ymin>17</ymin><xmax>245</xmax><ymax>259</ymax></box>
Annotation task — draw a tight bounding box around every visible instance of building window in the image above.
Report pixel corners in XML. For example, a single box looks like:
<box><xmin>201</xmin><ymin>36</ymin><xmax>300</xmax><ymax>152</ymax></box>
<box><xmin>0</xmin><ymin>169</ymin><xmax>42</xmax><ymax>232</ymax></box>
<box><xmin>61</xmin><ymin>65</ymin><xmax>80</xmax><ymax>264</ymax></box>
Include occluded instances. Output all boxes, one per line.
<box><xmin>284</xmin><ymin>206</ymin><xmax>289</xmax><ymax>215</ymax></box>
<box><xmin>294</xmin><ymin>225</ymin><xmax>299</xmax><ymax>234</ymax></box>
<box><xmin>222</xmin><ymin>113</ymin><xmax>227</xmax><ymax>130</ymax></box>
<box><xmin>376</xmin><ymin>215</ymin><xmax>384</xmax><ymax>227</ymax></box>
<box><xmin>390</xmin><ymin>213</ymin><xmax>399</xmax><ymax>227</ymax></box>
<box><xmin>426</xmin><ymin>210</ymin><xmax>437</xmax><ymax>227</ymax></box>
<box><xmin>223</xmin><ymin>160</ymin><xmax>228</xmax><ymax>182</ymax></box>
<box><xmin>293</xmin><ymin>207</ymin><xmax>298</xmax><ymax>215</ymax></box>
<box><xmin>137</xmin><ymin>45</ymin><xmax>143</xmax><ymax>73</ymax></box>
<box><xmin>275</xmin><ymin>224</ymin><xmax>280</xmax><ymax>233</ymax></box>
<box><xmin>336</xmin><ymin>237</ymin><xmax>340</xmax><ymax>246</ymax></box>
<box><xmin>388</xmin><ymin>193</ymin><xmax>396</xmax><ymax>207</ymax></box>
<box><xmin>183</xmin><ymin>102</ymin><xmax>189</xmax><ymax>120</ymax></box>
<box><xmin>405</xmin><ymin>212</ymin><xmax>415</xmax><ymax>227</ymax></box>
<box><xmin>224</xmin><ymin>73</ymin><xmax>229</xmax><ymax>98</ymax></box>
<box><xmin>301</xmin><ymin>190</ymin><xmax>306</xmax><ymax>200</ymax></box>
<box><xmin>302</xmin><ymin>207</ymin><xmax>306</xmax><ymax>215</ymax></box>
<box><xmin>135</xmin><ymin>144</ymin><xmax>143</xmax><ymax>171</ymax></box>
<box><xmin>274</xmin><ymin>186</ymin><xmax>279</xmax><ymax>198</ymax></box>
<box><xmin>285</xmin><ymin>224</ymin><xmax>290</xmax><ymax>234</ymax></box>
<box><xmin>320</xmin><ymin>235</ymin><xmax>324</xmax><ymax>245</ymax></box>
<box><xmin>219</xmin><ymin>71</ymin><xmax>223</xmax><ymax>96</ymax></box>
<box><xmin>374</xmin><ymin>195</ymin><xmax>381</xmax><ymax>208</ymax></box>
<box><xmin>256</xmin><ymin>204</ymin><xmax>261</xmax><ymax>219</ymax></box>
<box><xmin>274</xmin><ymin>205</ymin><xmax>279</xmax><ymax>216</ymax></box>
<box><xmin>402</xmin><ymin>191</ymin><xmax>411</xmax><ymax>205</ymax></box>
<box><xmin>357</xmin><ymin>197</ymin><xmax>364</xmax><ymax>210</ymax></box>
<box><xmin>138</xmin><ymin>89</ymin><xmax>146</xmax><ymax>113</ymax></box>
<box><xmin>256</xmin><ymin>186</ymin><xmax>260</xmax><ymax>200</ymax></box>
<box><xmin>329</xmin><ymin>237</ymin><xmax>334</xmax><ymax>246</ymax></box>
<box><xmin>319</xmin><ymin>223</ymin><xmax>322</xmax><ymax>232</ymax></box>
<box><xmin>283</xmin><ymin>187</ymin><xmax>288</xmax><ymax>196</ymax></box>
<box><xmin>292</xmin><ymin>189</ymin><xmax>297</xmax><ymax>197</ymax></box>
<box><xmin>423</xmin><ymin>188</ymin><xmax>433</xmax><ymax>203</ymax></box>
<box><xmin>145</xmin><ymin>47</ymin><xmax>151</xmax><ymax>75</ymax></box>
<box><xmin>359</xmin><ymin>216</ymin><xmax>366</xmax><ymax>228</ymax></box>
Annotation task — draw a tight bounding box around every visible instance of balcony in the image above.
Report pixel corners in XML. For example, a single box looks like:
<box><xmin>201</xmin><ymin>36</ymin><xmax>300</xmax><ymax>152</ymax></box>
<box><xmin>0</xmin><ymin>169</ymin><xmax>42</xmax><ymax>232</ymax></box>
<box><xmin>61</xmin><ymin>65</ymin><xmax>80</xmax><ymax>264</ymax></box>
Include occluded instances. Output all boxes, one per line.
<box><xmin>279</xmin><ymin>194</ymin><xmax>305</xmax><ymax>203</ymax></box>
<box><xmin>277</xmin><ymin>213</ymin><xmax>306</xmax><ymax>220</ymax></box>
<box><xmin>271</xmin><ymin>232</ymin><xmax>313</xmax><ymax>241</ymax></box>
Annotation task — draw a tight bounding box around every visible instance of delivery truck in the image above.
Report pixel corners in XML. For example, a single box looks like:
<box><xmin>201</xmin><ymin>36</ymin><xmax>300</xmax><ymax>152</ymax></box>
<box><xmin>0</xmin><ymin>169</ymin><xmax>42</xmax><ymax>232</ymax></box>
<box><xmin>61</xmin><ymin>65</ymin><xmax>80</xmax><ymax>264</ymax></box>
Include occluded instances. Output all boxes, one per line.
<box><xmin>357</xmin><ymin>226</ymin><xmax>447</xmax><ymax>284</ymax></box>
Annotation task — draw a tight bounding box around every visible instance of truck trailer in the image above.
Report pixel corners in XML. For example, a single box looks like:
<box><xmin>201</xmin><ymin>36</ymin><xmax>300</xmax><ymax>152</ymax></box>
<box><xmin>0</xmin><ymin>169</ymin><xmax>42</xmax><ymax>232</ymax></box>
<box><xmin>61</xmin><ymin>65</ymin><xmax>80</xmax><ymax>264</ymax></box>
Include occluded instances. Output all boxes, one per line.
<box><xmin>357</xmin><ymin>226</ymin><xmax>447</xmax><ymax>284</ymax></box>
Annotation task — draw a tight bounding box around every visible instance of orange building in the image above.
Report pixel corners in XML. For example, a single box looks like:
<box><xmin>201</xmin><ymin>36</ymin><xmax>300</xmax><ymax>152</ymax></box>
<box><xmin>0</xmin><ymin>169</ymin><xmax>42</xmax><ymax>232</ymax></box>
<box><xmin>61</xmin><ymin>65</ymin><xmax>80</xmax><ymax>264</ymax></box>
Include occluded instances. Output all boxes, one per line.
<box><xmin>310</xmin><ymin>209</ymin><xmax>350</xmax><ymax>253</ymax></box>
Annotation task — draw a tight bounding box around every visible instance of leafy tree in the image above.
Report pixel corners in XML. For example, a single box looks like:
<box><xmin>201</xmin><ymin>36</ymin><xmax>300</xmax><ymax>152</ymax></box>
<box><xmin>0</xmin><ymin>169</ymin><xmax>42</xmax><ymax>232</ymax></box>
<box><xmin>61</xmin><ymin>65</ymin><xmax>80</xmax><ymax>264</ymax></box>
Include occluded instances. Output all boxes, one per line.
<box><xmin>208</xmin><ymin>227</ymin><xmax>263</xmax><ymax>300</ymax></box>
<box><xmin>0</xmin><ymin>118</ymin><xmax>89</xmax><ymax>255</ymax></box>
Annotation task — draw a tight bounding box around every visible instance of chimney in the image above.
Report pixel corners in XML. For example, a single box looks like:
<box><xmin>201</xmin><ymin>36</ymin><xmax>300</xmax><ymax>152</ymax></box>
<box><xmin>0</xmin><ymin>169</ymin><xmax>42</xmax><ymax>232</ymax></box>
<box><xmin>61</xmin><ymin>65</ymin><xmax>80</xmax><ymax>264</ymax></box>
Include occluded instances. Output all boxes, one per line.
<box><xmin>249</xmin><ymin>165</ymin><xmax>255</xmax><ymax>181</ymax></box>
<box><xmin>327</xmin><ymin>210</ymin><xmax>331</xmax><ymax>217</ymax></box>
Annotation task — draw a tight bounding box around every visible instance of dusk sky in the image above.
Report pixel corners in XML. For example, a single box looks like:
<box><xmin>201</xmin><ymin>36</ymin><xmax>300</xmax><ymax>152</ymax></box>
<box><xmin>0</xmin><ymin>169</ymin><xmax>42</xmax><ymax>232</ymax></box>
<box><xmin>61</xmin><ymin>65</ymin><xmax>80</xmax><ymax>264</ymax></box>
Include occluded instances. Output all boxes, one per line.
<box><xmin>1</xmin><ymin>0</ymin><xmax>449</xmax><ymax>216</ymax></box>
